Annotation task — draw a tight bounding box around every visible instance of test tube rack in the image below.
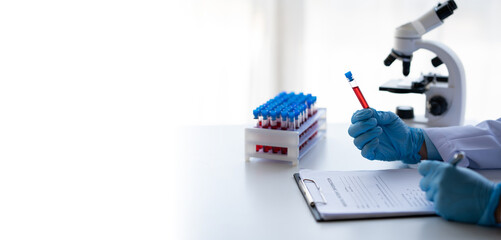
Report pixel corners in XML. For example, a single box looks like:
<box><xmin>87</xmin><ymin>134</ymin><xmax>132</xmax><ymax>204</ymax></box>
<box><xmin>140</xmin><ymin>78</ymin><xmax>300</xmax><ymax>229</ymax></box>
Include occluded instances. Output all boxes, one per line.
<box><xmin>245</xmin><ymin>108</ymin><xmax>326</xmax><ymax>165</ymax></box>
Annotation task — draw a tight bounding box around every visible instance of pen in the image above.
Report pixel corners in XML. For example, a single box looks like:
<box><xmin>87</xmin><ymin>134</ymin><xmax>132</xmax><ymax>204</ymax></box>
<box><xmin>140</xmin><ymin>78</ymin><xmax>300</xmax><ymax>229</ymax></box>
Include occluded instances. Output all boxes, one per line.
<box><xmin>449</xmin><ymin>151</ymin><xmax>465</xmax><ymax>167</ymax></box>
<box><xmin>344</xmin><ymin>71</ymin><xmax>370</xmax><ymax>109</ymax></box>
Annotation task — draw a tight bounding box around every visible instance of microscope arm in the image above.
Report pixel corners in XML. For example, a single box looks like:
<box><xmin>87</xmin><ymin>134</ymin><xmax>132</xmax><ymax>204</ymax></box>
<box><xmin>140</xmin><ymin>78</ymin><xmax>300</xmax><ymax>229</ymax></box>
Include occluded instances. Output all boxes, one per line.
<box><xmin>414</xmin><ymin>39</ymin><xmax>466</xmax><ymax>126</ymax></box>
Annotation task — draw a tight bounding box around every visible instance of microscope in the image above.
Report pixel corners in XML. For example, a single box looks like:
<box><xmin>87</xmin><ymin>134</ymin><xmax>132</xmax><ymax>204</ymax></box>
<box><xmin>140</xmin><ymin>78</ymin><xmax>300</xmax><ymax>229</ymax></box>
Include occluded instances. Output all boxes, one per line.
<box><xmin>380</xmin><ymin>0</ymin><xmax>465</xmax><ymax>128</ymax></box>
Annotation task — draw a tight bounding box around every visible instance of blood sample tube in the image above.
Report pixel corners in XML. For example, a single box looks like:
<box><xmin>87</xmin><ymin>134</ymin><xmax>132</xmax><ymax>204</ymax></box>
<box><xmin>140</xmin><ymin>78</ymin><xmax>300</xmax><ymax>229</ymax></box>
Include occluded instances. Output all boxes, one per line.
<box><xmin>300</xmin><ymin>104</ymin><xmax>306</xmax><ymax>123</ymax></box>
<box><xmin>281</xmin><ymin>147</ymin><xmax>288</xmax><ymax>155</ymax></box>
<box><xmin>294</xmin><ymin>110</ymin><xmax>300</xmax><ymax>129</ymax></box>
<box><xmin>345</xmin><ymin>71</ymin><xmax>369</xmax><ymax>109</ymax></box>
<box><xmin>296</xmin><ymin>105</ymin><xmax>303</xmax><ymax>128</ymax></box>
<box><xmin>272</xmin><ymin>145</ymin><xmax>280</xmax><ymax>153</ymax></box>
<box><xmin>303</xmin><ymin>104</ymin><xmax>308</xmax><ymax>121</ymax></box>
<box><xmin>261</xmin><ymin>109</ymin><xmax>269</xmax><ymax>128</ymax></box>
<box><xmin>275</xmin><ymin>110</ymin><xmax>281</xmax><ymax>129</ymax></box>
<box><xmin>288</xmin><ymin>112</ymin><xmax>295</xmax><ymax>130</ymax></box>
<box><xmin>306</xmin><ymin>98</ymin><xmax>312</xmax><ymax>117</ymax></box>
<box><xmin>264</xmin><ymin>145</ymin><xmax>271</xmax><ymax>153</ymax></box>
<box><xmin>312</xmin><ymin>96</ymin><xmax>317</xmax><ymax>114</ymax></box>
<box><xmin>270</xmin><ymin>110</ymin><xmax>278</xmax><ymax>129</ymax></box>
<box><xmin>253</xmin><ymin>108</ymin><xmax>260</xmax><ymax>127</ymax></box>
<box><xmin>297</xmin><ymin>109</ymin><xmax>302</xmax><ymax>127</ymax></box>
<box><xmin>281</xmin><ymin>111</ymin><xmax>288</xmax><ymax>130</ymax></box>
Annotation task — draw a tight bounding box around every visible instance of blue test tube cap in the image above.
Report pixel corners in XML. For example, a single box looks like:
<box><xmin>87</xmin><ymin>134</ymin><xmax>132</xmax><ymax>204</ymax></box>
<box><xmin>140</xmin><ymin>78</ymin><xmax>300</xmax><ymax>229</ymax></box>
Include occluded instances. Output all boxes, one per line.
<box><xmin>294</xmin><ymin>110</ymin><xmax>299</xmax><ymax>120</ymax></box>
<box><xmin>288</xmin><ymin>112</ymin><xmax>294</xmax><ymax>120</ymax></box>
<box><xmin>253</xmin><ymin>109</ymin><xmax>259</xmax><ymax>119</ymax></box>
<box><xmin>306</xmin><ymin>98</ymin><xmax>312</xmax><ymax>107</ymax></box>
<box><xmin>261</xmin><ymin>109</ymin><xmax>269</xmax><ymax>119</ymax></box>
<box><xmin>270</xmin><ymin>110</ymin><xmax>277</xmax><ymax>120</ymax></box>
<box><xmin>281</xmin><ymin>110</ymin><xmax>288</xmax><ymax>119</ymax></box>
<box><xmin>345</xmin><ymin>71</ymin><xmax>354</xmax><ymax>81</ymax></box>
<box><xmin>257</xmin><ymin>106</ymin><xmax>264</xmax><ymax>115</ymax></box>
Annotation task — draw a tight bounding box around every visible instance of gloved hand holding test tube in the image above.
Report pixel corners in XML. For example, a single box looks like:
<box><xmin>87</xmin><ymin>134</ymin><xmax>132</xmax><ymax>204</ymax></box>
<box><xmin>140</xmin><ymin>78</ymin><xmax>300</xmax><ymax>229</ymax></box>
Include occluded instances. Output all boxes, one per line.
<box><xmin>345</xmin><ymin>71</ymin><xmax>501</xmax><ymax>226</ymax></box>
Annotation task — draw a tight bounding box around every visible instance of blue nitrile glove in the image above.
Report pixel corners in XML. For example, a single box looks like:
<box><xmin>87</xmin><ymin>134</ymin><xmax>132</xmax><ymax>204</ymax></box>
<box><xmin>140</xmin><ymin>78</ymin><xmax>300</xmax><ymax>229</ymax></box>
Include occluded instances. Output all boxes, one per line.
<box><xmin>418</xmin><ymin>160</ymin><xmax>501</xmax><ymax>226</ymax></box>
<box><xmin>347</xmin><ymin>108</ymin><xmax>424</xmax><ymax>164</ymax></box>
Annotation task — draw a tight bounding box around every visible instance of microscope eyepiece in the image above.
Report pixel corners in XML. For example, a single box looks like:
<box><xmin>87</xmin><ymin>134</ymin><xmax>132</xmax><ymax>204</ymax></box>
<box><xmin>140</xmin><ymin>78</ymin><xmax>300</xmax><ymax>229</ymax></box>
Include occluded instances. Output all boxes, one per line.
<box><xmin>436</xmin><ymin>0</ymin><xmax>457</xmax><ymax>21</ymax></box>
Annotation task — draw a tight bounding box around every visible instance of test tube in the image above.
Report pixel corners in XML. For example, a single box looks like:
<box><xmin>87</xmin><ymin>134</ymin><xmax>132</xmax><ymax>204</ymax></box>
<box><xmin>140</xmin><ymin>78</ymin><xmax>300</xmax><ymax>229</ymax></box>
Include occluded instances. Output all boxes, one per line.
<box><xmin>300</xmin><ymin>104</ymin><xmax>307</xmax><ymax>122</ymax></box>
<box><xmin>345</xmin><ymin>71</ymin><xmax>369</xmax><ymax>109</ymax></box>
<box><xmin>264</xmin><ymin>145</ymin><xmax>271</xmax><ymax>153</ymax></box>
<box><xmin>261</xmin><ymin>109</ymin><xmax>269</xmax><ymax>128</ymax></box>
<box><xmin>306</xmin><ymin>98</ymin><xmax>312</xmax><ymax>117</ymax></box>
<box><xmin>253</xmin><ymin>108</ymin><xmax>260</xmax><ymax>127</ymax></box>
<box><xmin>296</xmin><ymin>105</ymin><xmax>303</xmax><ymax>126</ymax></box>
<box><xmin>294</xmin><ymin>110</ymin><xmax>300</xmax><ymax>129</ymax></box>
<box><xmin>281</xmin><ymin>110</ymin><xmax>288</xmax><ymax>130</ymax></box>
<box><xmin>275</xmin><ymin>110</ymin><xmax>281</xmax><ymax>129</ymax></box>
<box><xmin>272</xmin><ymin>145</ymin><xmax>280</xmax><ymax>153</ymax></box>
<box><xmin>270</xmin><ymin>110</ymin><xmax>278</xmax><ymax>129</ymax></box>
<box><xmin>288</xmin><ymin>112</ymin><xmax>295</xmax><ymax>130</ymax></box>
<box><xmin>312</xmin><ymin>96</ymin><xmax>317</xmax><ymax>114</ymax></box>
<box><xmin>296</xmin><ymin>108</ymin><xmax>302</xmax><ymax>127</ymax></box>
<box><xmin>281</xmin><ymin>147</ymin><xmax>288</xmax><ymax>155</ymax></box>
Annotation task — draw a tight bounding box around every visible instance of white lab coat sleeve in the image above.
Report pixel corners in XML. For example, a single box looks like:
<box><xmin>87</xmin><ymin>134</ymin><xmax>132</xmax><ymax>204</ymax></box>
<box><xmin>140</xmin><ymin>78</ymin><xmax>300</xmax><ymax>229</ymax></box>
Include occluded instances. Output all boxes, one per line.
<box><xmin>423</xmin><ymin>118</ymin><xmax>501</xmax><ymax>169</ymax></box>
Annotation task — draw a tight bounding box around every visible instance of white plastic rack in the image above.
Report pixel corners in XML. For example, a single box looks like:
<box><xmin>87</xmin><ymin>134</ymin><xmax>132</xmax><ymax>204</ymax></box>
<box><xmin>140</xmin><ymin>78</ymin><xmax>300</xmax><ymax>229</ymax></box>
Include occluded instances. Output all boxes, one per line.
<box><xmin>245</xmin><ymin>108</ymin><xmax>326</xmax><ymax>165</ymax></box>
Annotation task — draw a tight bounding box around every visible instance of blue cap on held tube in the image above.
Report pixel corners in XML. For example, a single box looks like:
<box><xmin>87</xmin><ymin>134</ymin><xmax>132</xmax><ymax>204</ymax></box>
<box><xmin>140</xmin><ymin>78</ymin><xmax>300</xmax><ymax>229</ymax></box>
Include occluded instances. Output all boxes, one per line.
<box><xmin>345</xmin><ymin>71</ymin><xmax>354</xmax><ymax>81</ymax></box>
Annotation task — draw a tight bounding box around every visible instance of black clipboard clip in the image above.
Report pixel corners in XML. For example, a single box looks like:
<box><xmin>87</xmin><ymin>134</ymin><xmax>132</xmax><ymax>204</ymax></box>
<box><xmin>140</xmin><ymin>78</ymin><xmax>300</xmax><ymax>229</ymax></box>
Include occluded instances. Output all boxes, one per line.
<box><xmin>294</xmin><ymin>173</ymin><xmax>326</xmax><ymax>221</ymax></box>
<box><xmin>296</xmin><ymin>175</ymin><xmax>327</xmax><ymax>207</ymax></box>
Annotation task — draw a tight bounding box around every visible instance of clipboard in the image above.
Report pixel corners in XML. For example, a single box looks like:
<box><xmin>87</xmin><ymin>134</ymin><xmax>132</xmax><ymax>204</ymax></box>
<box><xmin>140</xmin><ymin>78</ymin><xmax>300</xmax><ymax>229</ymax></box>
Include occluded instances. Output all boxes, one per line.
<box><xmin>294</xmin><ymin>169</ymin><xmax>437</xmax><ymax>222</ymax></box>
<box><xmin>294</xmin><ymin>173</ymin><xmax>324</xmax><ymax>221</ymax></box>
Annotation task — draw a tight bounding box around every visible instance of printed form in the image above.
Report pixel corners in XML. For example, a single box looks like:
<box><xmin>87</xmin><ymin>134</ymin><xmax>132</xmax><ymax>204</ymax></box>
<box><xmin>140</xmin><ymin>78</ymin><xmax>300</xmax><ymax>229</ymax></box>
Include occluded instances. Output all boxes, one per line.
<box><xmin>299</xmin><ymin>168</ymin><xmax>435</xmax><ymax>220</ymax></box>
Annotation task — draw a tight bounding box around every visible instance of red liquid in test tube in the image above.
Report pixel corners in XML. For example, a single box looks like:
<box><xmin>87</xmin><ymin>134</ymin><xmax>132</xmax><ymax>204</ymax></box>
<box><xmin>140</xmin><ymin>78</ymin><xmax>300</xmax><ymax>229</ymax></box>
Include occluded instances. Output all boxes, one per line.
<box><xmin>352</xmin><ymin>86</ymin><xmax>369</xmax><ymax>109</ymax></box>
<box><xmin>345</xmin><ymin>71</ymin><xmax>370</xmax><ymax>109</ymax></box>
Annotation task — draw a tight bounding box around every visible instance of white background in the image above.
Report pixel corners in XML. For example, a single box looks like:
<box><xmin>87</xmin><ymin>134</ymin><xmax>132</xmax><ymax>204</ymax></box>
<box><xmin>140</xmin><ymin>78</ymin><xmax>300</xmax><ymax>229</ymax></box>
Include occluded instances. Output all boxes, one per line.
<box><xmin>1</xmin><ymin>0</ymin><xmax>500</xmax><ymax>239</ymax></box>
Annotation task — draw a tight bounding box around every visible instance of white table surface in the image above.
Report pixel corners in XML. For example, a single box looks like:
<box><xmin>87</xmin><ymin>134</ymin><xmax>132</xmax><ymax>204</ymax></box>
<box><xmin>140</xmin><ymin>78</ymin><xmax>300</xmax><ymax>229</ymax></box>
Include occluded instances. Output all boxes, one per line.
<box><xmin>173</xmin><ymin>124</ymin><xmax>501</xmax><ymax>240</ymax></box>
<box><xmin>3</xmin><ymin>123</ymin><xmax>500</xmax><ymax>239</ymax></box>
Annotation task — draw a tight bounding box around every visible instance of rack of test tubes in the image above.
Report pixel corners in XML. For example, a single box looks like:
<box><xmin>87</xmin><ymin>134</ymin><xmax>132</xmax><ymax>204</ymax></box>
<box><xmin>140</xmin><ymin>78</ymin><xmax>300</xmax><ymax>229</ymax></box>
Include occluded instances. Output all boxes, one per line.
<box><xmin>245</xmin><ymin>92</ymin><xmax>326</xmax><ymax>165</ymax></box>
